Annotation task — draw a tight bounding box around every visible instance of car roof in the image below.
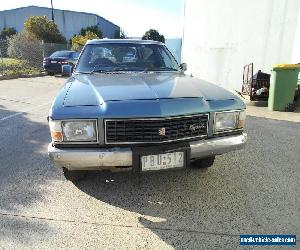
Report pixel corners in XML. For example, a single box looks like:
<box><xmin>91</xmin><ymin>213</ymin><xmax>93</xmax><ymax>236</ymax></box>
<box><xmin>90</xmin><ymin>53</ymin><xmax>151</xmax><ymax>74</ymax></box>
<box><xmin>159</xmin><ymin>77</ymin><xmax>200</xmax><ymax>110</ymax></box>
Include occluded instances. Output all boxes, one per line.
<box><xmin>86</xmin><ymin>39</ymin><xmax>164</xmax><ymax>45</ymax></box>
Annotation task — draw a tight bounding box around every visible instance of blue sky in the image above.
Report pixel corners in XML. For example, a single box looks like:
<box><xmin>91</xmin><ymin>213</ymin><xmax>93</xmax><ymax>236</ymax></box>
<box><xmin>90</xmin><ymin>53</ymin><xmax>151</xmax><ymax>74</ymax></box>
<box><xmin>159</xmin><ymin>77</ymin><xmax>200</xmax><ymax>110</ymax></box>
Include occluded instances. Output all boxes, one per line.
<box><xmin>0</xmin><ymin>0</ymin><xmax>184</xmax><ymax>38</ymax></box>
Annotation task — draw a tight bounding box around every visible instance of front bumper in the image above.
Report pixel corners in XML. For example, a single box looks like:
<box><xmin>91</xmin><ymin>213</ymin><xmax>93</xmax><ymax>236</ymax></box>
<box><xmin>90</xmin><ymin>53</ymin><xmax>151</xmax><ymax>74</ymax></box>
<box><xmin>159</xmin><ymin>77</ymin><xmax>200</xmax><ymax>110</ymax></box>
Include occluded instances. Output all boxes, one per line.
<box><xmin>48</xmin><ymin>133</ymin><xmax>247</xmax><ymax>171</ymax></box>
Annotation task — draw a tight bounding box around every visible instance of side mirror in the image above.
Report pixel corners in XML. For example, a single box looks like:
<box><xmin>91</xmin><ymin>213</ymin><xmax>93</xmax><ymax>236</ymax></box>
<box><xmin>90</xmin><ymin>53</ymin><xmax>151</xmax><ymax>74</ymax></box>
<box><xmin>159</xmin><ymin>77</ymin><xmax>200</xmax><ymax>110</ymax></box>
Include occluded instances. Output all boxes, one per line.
<box><xmin>180</xmin><ymin>63</ymin><xmax>187</xmax><ymax>72</ymax></box>
<box><xmin>62</xmin><ymin>65</ymin><xmax>73</xmax><ymax>76</ymax></box>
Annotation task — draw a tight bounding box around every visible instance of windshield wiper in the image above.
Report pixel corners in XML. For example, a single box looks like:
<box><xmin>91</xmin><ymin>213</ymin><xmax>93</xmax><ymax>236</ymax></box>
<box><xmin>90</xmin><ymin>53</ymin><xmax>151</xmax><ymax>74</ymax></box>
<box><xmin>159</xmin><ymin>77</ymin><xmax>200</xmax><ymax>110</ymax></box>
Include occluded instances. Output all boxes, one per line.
<box><xmin>75</xmin><ymin>71</ymin><xmax>93</xmax><ymax>74</ymax></box>
<box><xmin>88</xmin><ymin>66</ymin><xmax>178</xmax><ymax>74</ymax></box>
<box><xmin>91</xmin><ymin>69</ymin><xmax>113</xmax><ymax>74</ymax></box>
<box><xmin>143</xmin><ymin>67</ymin><xmax>178</xmax><ymax>73</ymax></box>
<box><xmin>92</xmin><ymin>66</ymin><xmax>141</xmax><ymax>74</ymax></box>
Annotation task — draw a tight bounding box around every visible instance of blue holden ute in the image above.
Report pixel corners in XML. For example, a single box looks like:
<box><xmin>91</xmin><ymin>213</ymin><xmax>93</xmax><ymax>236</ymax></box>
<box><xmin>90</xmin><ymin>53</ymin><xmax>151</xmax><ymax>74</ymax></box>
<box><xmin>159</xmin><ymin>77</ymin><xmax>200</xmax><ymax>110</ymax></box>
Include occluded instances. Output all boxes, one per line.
<box><xmin>48</xmin><ymin>39</ymin><xmax>247</xmax><ymax>181</ymax></box>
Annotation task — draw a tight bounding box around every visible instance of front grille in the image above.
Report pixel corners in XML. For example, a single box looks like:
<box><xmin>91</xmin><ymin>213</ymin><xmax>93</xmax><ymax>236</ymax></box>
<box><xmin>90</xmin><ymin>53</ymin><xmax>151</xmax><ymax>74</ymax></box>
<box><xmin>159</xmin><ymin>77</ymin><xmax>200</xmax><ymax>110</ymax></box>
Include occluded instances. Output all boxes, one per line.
<box><xmin>105</xmin><ymin>114</ymin><xmax>209</xmax><ymax>144</ymax></box>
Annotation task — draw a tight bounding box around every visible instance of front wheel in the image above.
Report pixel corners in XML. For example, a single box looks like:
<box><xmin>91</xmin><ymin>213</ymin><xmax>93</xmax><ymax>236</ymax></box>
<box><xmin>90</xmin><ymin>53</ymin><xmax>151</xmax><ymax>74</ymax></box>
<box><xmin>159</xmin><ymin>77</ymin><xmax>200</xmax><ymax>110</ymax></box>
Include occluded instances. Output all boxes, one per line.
<box><xmin>191</xmin><ymin>156</ymin><xmax>215</xmax><ymax>169</ymax></box>
<box><xmin>63</xmin><ymin>168</ymin><xmax>87</xmax><ymax>182</ymax></box>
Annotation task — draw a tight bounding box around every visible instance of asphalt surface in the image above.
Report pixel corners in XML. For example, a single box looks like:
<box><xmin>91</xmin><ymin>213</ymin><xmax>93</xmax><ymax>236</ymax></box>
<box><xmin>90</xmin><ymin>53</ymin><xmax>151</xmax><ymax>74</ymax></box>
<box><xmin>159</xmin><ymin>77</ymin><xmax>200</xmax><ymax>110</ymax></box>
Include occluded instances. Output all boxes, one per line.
<box><xmin>0</xmin><ymin>76</ymin><xmax>299</xmax><ymax>249</ymax></box>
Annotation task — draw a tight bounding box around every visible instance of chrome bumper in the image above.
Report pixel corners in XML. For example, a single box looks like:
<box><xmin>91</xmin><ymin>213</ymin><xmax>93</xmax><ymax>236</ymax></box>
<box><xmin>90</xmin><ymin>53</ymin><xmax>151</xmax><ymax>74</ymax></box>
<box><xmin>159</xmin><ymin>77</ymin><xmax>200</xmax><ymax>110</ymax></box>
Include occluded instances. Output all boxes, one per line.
<box><xmin>190</xmin><ymin>133</ymin><xmax>247</xmax><ymax>159</ymax></box>
<box><xmin>48</xmin><ymin>133</ymin><xmax>247</xmax><ymax>170</ymax></box>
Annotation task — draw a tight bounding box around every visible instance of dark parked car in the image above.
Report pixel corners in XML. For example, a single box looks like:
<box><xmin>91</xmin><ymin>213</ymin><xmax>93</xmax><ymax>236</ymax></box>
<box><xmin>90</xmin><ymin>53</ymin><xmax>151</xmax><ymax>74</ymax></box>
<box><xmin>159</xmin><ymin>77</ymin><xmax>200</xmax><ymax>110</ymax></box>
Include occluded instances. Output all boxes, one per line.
<box><xmin>43</xmin><ymin>50</ymin><xmax>80</xmax><ymax>75</ymax></box>
<box><xmin>48</xmin><ymin>39</ymin><xmax>247</xmax><ymax>181</ymax></box>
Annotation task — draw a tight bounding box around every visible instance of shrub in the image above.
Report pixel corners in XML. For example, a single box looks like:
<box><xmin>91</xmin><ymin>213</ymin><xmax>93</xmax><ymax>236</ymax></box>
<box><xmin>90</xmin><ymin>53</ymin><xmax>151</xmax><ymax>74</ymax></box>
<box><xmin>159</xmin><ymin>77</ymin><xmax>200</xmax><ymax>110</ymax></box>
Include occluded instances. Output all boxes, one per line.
<box><xmin>71</xmin><ymin>31</ymin><xmax>99</xmax><ymax>51</ymax></box>
<box><xmin>7</xmin><ymin>32</ymin><xmax>43</xmax><ymax>68</ymax></box>
<box><xmin>0</xmin><ymin>58</ymin><xmax>41</xmax><ymax>76</ymax></box>
<box><xmin>80</xmin><ymin>25</ymin><xmax>103</xmax><ymax>38</ymax></box>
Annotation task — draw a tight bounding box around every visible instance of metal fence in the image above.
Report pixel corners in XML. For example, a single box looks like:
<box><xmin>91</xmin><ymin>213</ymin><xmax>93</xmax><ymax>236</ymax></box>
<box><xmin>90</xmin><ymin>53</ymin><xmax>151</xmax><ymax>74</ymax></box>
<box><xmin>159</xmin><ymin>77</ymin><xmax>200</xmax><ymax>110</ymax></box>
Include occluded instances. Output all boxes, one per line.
<box><xmin>0</xmin><ymin>39</ymin><xmax>8</xmax><ymax>58</ymax></box>
<box><xmin>0</xmin><ymin>39</ymin><xmax>71</xmax><ymax>76</ymax></box>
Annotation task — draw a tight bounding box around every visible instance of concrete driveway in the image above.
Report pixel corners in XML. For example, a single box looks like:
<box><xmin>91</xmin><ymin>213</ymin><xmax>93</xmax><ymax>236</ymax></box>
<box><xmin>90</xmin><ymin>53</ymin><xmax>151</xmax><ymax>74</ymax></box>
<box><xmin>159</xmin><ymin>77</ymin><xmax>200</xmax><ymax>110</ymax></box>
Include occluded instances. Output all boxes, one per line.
<box><xmin>0</xmin><ymin>76</ymin><xmax>299</xmax><ymax>249</ymax></box>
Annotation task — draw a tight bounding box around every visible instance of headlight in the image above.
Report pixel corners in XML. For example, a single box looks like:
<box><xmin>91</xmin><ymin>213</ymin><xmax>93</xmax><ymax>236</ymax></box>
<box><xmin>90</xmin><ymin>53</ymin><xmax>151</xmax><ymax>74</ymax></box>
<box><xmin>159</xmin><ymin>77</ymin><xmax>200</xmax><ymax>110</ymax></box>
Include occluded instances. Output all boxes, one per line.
<box><xmin>214</xmin><ymin>110</ymin><xmax>246</xmax><ymax>133</ymax></box>
<box><xmin>62</xmin><ymin>120</ymin><xmax>97</xmax><ymax>142</ymax></box>
<box><xmin>49</xmin><ymin>119</ymin><xmax>98</xmax><ymax>142</ymax></box>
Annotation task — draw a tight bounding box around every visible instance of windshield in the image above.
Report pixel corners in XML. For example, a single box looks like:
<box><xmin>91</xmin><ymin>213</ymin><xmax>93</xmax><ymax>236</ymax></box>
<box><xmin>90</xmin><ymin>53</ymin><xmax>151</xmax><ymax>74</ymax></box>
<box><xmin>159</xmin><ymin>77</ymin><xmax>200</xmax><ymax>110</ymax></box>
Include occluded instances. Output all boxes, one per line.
<box><xmin>50</xmin><ymin>51</ymin><xmax>72</xmax><ymax>58</ymax></box>
<box><xmin>75</xmin><ymin>43</ymin><xmax>180</xmax><ymax>73</ymax></box>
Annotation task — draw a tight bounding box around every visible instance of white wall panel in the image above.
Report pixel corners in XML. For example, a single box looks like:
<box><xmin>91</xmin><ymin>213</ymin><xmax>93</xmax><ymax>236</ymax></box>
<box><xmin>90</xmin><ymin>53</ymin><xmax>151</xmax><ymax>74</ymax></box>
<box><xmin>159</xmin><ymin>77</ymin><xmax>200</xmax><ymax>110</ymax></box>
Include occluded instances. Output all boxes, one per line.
<box><xmin>182</xmin><ymin>0</ymin><xmax>300</xmax><ymax>90</ymax></box>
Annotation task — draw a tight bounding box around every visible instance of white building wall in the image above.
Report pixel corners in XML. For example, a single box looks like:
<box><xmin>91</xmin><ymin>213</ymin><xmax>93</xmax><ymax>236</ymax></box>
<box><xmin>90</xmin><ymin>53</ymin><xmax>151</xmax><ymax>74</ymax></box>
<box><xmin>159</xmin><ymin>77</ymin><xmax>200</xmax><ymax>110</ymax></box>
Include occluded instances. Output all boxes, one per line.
<box><xmin>292</xmin><ymin>6</ymin><xmax>300</xmax><ymax>62</ymax></box>
<box><xmin>182</xmin><ymin>0</ymin><xmax>300</xmax><ymax>90</ymax></box>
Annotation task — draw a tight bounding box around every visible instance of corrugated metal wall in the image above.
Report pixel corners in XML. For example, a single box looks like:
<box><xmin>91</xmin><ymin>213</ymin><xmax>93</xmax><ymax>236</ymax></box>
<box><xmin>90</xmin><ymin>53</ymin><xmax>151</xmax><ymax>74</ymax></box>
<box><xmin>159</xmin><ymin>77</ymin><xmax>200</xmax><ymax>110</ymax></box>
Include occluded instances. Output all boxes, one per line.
<box><xmin>0</xmin><ymin>6</ymin><xmax>120</xmax><ymax>39</ymax></box>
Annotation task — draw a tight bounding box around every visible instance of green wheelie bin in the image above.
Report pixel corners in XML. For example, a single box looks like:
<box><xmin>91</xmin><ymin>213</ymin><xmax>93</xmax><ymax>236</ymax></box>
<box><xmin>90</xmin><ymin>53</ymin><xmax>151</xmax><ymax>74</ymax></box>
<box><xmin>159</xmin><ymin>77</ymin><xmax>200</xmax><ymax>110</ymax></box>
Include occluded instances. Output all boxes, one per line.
<box><xmin>268</xmin><ymin>64</ymin><xmax>300</xmax><ymax>111</ymax></box>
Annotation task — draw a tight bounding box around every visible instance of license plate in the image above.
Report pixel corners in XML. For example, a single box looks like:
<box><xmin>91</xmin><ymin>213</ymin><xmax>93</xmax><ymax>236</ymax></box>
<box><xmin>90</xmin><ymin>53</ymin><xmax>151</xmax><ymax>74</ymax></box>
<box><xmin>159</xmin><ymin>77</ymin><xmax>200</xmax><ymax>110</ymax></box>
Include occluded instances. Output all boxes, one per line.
<box><xmin>141</xmin><ymin>152</ymin><xmax>184</xmax><ymax>171</ymax></box>
<box><xmin>51</xmin><ymin>61</ymin><xmax>57</xmax><ymax>63</ymax></box>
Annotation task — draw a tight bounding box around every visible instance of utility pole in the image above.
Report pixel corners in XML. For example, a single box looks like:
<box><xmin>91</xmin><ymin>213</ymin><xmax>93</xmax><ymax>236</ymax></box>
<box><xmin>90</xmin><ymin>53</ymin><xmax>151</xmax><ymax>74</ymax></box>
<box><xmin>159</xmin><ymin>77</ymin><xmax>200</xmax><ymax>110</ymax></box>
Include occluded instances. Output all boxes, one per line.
<box><xmin>51</xmin><ymin>0</ymin><xmax>54</xmax><ymax>21</ymax></box>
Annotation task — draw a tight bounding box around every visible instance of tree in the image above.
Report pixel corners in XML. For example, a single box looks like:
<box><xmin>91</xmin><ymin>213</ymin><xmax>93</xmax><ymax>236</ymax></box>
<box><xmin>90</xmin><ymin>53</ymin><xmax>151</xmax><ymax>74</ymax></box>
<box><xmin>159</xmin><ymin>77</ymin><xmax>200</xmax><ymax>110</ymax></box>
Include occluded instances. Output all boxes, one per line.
<box><xmin>71</xmin><ymin>31</ymin><xmax>99</xmax><ymax>51</ymax></box>
<box><xmin>80</xmin><ymin>25</ymin><xmax>103</xmax><ymax>39</ymax></box>
<box><xmin>0</xmin><ymin>27</ymin><xmax>17</xmax><ymax>40</ymax></box>
<box><xmin>142</xmin><ymin>29</ymin><xmax>165</xmax><ymax>43</ymax></box>
<box><xmin>24</xmin><ymin>16</ymin><xmax>66</xmax><ymax>43</ymax></box>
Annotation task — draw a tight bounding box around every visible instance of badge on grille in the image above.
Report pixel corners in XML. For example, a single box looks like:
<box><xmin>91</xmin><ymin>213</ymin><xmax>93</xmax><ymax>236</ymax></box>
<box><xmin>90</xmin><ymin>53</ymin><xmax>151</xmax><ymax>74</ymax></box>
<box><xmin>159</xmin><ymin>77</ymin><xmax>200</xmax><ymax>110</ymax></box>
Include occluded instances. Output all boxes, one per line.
<box><xmin>190</xmin><ymin>124</ymin><xmax>206</xmax><ymax>132</ymax></box>
<box><xmin>158</xmin><ymin>127</ymin><xmax>166</xmax><ymax>136</ymax></box>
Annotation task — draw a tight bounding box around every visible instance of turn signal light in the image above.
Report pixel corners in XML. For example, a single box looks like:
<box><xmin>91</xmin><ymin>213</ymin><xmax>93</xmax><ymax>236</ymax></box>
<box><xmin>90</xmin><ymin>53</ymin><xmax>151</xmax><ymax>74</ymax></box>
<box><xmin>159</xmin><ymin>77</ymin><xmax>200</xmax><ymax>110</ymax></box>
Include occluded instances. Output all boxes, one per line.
<box><xmin>237</xmin><ymin>110</ymin><xmax>246</xmax><ymax>129</ymax></box>
<box><xmin>237</xmin><ymin>119</ymin><xmax>245</xmax><ymax>128</ymax></box>
<box><xmin>49</xmin><ymin>119</ymin><xmax>63</xmax><ymax>142</ymax></box>
<box><xmin>51</xmin><ymin>131</ymin><xmax>63</xmax><ymax>141</ymax></box>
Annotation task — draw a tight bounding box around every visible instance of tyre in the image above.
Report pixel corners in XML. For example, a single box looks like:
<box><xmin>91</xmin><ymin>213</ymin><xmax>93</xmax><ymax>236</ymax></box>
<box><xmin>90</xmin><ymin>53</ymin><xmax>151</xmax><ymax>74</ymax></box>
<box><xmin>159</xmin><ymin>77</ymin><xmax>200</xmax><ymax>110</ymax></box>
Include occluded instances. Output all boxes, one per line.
<box><xmin>191</xmin><ymin>156</ymin><xmax>215</xmax><ymax>169</ymax></box>
<box><xmin>63</xmin><ymin>168</ymin><xmax>87</xmax><ymax>182</ymax></box>
<box><xmin>47</xmin><ymin>71</ymin><xmax>55</xmax><ymax>76</ymax></box>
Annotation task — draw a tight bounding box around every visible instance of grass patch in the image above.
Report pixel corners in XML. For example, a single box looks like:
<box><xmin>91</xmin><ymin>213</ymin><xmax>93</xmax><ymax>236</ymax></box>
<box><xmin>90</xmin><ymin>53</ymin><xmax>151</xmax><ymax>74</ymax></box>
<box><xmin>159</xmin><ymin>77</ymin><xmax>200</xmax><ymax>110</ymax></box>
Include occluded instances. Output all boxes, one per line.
<box><xmin>0</xmin><ymin>58</ymin><xmax>42</xmax><ymax>76</ymax></box>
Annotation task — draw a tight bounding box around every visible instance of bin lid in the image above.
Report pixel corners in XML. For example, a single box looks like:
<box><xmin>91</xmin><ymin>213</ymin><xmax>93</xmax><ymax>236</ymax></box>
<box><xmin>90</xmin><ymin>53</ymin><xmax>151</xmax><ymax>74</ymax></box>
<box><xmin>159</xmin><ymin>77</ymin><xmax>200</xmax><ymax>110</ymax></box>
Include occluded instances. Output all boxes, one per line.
<box><xmin>252</xmin><ymin>70</ymin><xmax>270</xmax><ymax>80</ymax></box>
<box><xmin>273</xmin><ymin>64</ymin><xmax>300</xmax><ymax>70</ymax></box>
